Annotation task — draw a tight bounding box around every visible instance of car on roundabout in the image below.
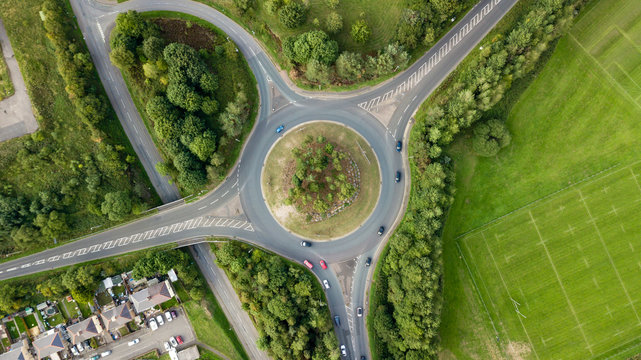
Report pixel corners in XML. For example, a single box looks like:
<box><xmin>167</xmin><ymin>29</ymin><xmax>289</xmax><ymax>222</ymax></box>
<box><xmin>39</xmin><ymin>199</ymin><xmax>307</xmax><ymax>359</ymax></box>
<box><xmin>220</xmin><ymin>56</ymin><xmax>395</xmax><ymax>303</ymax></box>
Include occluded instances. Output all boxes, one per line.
<box><xmin>365</xmin><ymin>257</ymin><xmax>372</xmax><ymax>267</ymax></box>
<box><xmin>303</xmin><ymin>260</ymin><xmax>314</xmax><ymax>269</ymax></box>
<box><xmin>300</xmin><ymin>241</ymin><xmax>311</xmax><ymax>247</ymax></box>
<box><xmin>357</xmin><ymin>307</ymin><xmax>363</xmax><ymax>317</ymax></box>
<box><xmin>323</xmin><ymin>280</ymin><xmax>330</xmax><ymax>289</ymax></box>
<box><xmin>395</xmin><ymin>171</ymin><xmax>401</xmax><ymax>183</ymax></box>
<box><xmin>276</xmin><ymin>125</ymin><xmax>285</xmax><ymax>133</ymax></box>
<box><xmin>377</xmin><ymin>226</ymin><xmax>385</xmax><ymax>235</ymax></box>
<box><xmin>396</xmin><ymin>140</ymin><xmax>402</xmax><ymax>152</ymax></box>
<box><xmin>320</xmin><ymin>260</ymin><xmax>328</xmax><ymax>269</ymax></box>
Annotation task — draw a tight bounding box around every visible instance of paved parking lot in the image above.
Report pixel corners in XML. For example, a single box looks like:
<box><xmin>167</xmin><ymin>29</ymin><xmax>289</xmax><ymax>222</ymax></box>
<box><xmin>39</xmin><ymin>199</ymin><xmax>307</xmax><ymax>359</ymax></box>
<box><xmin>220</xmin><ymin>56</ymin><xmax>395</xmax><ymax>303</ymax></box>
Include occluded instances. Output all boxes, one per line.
<box><xmin>79</xmin><ymin>307</ymin><xmax>196</xmax><ymax>360</ymax></box>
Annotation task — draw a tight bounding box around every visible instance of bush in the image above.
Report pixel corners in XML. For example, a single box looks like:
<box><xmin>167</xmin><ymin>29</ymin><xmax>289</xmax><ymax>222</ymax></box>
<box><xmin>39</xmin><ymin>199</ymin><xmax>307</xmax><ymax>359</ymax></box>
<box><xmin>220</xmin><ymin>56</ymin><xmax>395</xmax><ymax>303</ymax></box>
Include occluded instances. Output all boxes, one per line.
<box><xmin>278</xmin><ymin>2</ymin><xmax>307</xmax><ymax>29</ymax></box>
<box><xmin>351</xmin><ymin>19</ymin><xmax>371</xmax><ymax>43</ymax></box>
<box><xmin>472</xmin><ymin>119</ymin><xmax>511</xmax><ymax>156</ymax></box>
<box><xmin>325</xmin><ymin>12</ymin><xmax>343</xmax><ymax>34</ymax></box>
<box><xmin>283</xmin><ymin>30</ymin><xmax>339</xmax><ymax>65</ymax></box>
<box><xmin>101</xmin><ymin>191</ymin><xmax>132</xmax><ymax>221</ymax></box>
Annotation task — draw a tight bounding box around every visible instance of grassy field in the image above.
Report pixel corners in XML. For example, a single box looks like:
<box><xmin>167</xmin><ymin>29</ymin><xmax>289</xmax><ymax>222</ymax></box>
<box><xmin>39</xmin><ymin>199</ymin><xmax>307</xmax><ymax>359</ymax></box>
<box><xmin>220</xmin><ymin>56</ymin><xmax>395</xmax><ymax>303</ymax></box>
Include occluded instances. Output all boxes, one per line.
<box><xmin>176</xmin><ymin>280</ymin><xmax>248</xmax><ymax>360</ymax></box>
<box><xmin>438</xmin><ymin>0</ymin><xmax>641</xmax><ymax>358</ymax></box>
<box><xmin>23</xmin><ymin>314</ymin><xmax>37</xmax><ymax>329</ymax></box>
<box><xmin>0</xmin><ymin>46</ymin><xmax>13</xmax><ymax>100</ymax></box>
<box><xmin>262</xmin><ymin>122</ymin><xmax>380</xmax><ymax>239</ymax></box>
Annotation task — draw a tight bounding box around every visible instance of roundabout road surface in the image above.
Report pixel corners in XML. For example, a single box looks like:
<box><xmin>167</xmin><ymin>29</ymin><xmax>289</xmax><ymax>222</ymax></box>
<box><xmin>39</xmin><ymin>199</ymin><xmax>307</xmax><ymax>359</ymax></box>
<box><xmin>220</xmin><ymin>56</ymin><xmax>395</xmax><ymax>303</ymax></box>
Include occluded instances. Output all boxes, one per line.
<box><xmin>0</xmin><ymin>0</ymin><xmax>518</xmax><ymax>358</ymax></box>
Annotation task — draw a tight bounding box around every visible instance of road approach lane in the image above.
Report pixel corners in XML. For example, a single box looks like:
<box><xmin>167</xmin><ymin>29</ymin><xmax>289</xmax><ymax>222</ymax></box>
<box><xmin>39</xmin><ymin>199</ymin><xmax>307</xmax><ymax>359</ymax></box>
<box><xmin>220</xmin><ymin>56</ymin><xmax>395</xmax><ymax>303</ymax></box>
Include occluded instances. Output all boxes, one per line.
<box><xmin>1</xmin><ymin>0</ymin><xmax>519</xmax><ymax>358</ymax></box>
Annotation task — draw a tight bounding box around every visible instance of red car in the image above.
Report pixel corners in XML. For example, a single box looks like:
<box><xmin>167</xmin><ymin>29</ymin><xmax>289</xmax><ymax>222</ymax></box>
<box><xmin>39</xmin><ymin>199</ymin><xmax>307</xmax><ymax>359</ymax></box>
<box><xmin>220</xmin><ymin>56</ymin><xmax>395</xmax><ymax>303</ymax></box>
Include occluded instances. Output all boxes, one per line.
<box><xmin>176</xmin><ymin>336</ymin><xmax>184</xmax><ymax>345</ymax></box>
<box><xmin>303</xmin><ymin>260</ymin><xmax>314</xmax><ymax>269</ymax></box>
<box><xmin>319</xmin><ymin>260</ymin><xmax>328</xmax><ymax>269</ymax></box>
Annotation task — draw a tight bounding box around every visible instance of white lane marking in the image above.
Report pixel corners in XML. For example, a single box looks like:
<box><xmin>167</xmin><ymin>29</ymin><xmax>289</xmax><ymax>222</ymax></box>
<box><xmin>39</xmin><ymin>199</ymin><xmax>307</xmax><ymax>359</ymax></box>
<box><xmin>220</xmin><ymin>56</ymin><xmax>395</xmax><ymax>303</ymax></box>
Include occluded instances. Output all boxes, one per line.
<box><xmin>198</xmin><ymin>206</ymin><xmax>207</xmax><ymax>211</ymax></box>
<box><xmin>96</xmin><ymin>21</ymin><xmax>105</xmax><ymax>43</ymax></box>
<box><xmin>222</xmin><ymin>190</ymin><xmax>229</xmax><ymax>197</ymax></box>
<box><xmin>210</xmin><ymin>199</ymin><xmax>219</xmax><ymax>205</ymax></box>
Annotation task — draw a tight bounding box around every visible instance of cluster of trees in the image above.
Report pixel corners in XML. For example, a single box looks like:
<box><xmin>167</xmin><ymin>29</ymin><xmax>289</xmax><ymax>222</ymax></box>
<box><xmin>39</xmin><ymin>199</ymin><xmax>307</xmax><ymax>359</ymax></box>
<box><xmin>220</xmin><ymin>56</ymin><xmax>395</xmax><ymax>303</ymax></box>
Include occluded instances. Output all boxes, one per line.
<box><xmin>370</xmin><ymin>0</ymin><xmax>587</xmax><ymax>358</ymax></box>
<box><xmin>472</xmin><ymin>119</ymin><xmax>511</xmax><ymax>157</ymax></box>
<box><xmin>131</xmin><ymin>250</ymin><xmax>206</xmax><ymax>300</ymax></box>
<box><xmin>395</xmin><ymin>0</ymin><xmax>465</xmax><ymax>50</ymax></box>
<box><xmin>0</xmin><ymin>1</ymin><xmax>151</xmax><ymax>254</ymax></box>
<box><xmin>285</xmin><ymin>135</ymin><xmax>356</xmax><ymax>217</ymax></box>
<box><xmin>213</xmin><ymin>242</ymin><xmax>340</xmax><ymax>360</ymax></box>
<box><xmin>109</xmin><ymin>11</ymin><xmax>251</xmax><ymax>192</ymax></box>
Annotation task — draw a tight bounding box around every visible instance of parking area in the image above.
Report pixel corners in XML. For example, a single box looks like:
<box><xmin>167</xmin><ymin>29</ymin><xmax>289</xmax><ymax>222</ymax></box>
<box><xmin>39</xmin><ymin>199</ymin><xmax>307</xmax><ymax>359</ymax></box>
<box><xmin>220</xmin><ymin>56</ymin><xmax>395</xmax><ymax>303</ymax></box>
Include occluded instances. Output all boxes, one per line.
<box><xmin>79</xmin><ymin>307</ymin><xmax>196</xmax><ymax>360</ymax></box>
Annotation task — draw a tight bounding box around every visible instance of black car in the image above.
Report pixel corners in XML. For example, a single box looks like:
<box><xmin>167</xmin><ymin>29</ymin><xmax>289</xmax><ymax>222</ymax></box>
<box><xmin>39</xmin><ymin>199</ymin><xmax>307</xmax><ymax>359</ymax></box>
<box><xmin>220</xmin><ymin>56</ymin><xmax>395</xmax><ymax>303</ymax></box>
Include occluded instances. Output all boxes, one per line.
<box><xmin>300</xmin><ymin>241</ymin><xmax>311</xmax><ymax>247</ymax></box>
<box><xmin>377</xmin><ymin>226</ymin><xmax>385</xmax><ymax>236</ymax></box>
<box><xmin>365</xmin><ymin>257</ymin><xmax>372</xmax><ymax>267</ymax></box>
<box><xmin>395</xmin><ymin>171</ymin><xmax>401</xmax><ymax>183</ymax></box>
<box><xmin>361</xmin><ymin>357</ymin><xmax>367</xmax><ymax>360</ymax></box>
<box><xmin>334</xmin><ymin>316</ymin><xmax>341</xmax><ymax>326</ymax></box>
<box><xmin>396</xmin><ymin>140</ymin><xmax>402</xmax><ymax>152</ymax></box>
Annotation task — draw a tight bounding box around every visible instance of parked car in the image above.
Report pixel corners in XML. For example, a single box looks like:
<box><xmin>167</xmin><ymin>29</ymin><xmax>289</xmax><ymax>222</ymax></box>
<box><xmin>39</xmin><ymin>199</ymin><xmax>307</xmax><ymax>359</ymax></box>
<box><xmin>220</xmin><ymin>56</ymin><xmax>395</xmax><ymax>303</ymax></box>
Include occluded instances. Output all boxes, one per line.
<box><xmin>128</xmin><ymin>338</ymin><xmax>140</xmax><ymax>346</ymax></box>
<box><xmin>320</xmin><ymin>260</ymin><xmax>328</xmax><ymax>269</ymax></box>
<box><xmin>165</xmin><ymin>311</ymin><xmax>173</xmax><ymax>322</ymax></box>
<box><xmin>334</xmin><ymin>316</ymin><xmax>341</xmax><ymax>326</ymax></box>
<box><xmin>156</xmin><ymin>314</ymin><xmax>164</xmax><ymax>326</ymax></box>
<box><xmin>70</xmin><ymin>346</ymin><xmax>79</xmax><ymax>356</ymax></box>
<box><xmin>90</xmin><ymin>356</ymin><xmax>100</xmax><ymax>360</ymax></box>
<box><xmin>76</xmin><ymin>342</ymin><xmax>84</xmax><ymax>352</ymax></box>
<box><xmin>300</xmin><ymin>241</ymin><xmax>311</xmax><ymax>247</ymax></box>
<box><xmin>361</xmin><ymin>357</ymin><xmax>367</xmax><ymax>360</ymax></box>
<box><xmin>176</xmin><ymin>335</ymin><xmax>184</xmax><ymax>345</ymax></box>
<box><xmin>365</xmin><ymin>257</ymin><xmax>372</xmax><ymax>267</ymax></box>
<box><xmin>357</xmin><ymin>307</ymin><xmax>363</xmax><ymax>317</ymax></box>
<box><xmin>377</xmin><ymin>226</ymin><xmax>385</xmax><ymax>235</ymax></box>
<box><xmin>149</xmin><ymin>318</ymin><xmax>158</xmax><ymax>331</ymax></box>
<box><xmin>303</xmin><ymin>260</ymin><xmax>314</xmax><ymax>269</ymax></box>
<box><xmin>395</xmin><ymin>171</ymin><xmax>401</xmax><ymax>183</ymax></box>
<box><xmin>100</xmin><ymin>350</ymin><xmax>112</xmax><ymax>357</ymax></box>
<box><xmin>323</xmin><ymin>280</ymin><xmax>330</xmax><ymax>289</ymax></box>
<box><xmin>164</xmin><ymin>342</ymin><xmax>172</xmax><ymax>352</ymax></box>
<box><xmin>171</xmin><ymin>310</ymin><xmax>178</xmax><ymax>319</ymax></box>
<box><xmin>169</xmin><ymin>337</ymin><xmax>178</xmax><ymax>347</ymax></box>
<box><xmin>396</xmin><ymin>140</ymin><xmax>402</xmax><ymax>152</ymax></box>
<box><xmin>340</xmin><ymin>345</ymin><xmax>347</xmax><ymax>357</ymax></box>
<box><xmin>276</xmin><ymin>125</ymin><xmax>285</xmax><ymax>133</ymax></box>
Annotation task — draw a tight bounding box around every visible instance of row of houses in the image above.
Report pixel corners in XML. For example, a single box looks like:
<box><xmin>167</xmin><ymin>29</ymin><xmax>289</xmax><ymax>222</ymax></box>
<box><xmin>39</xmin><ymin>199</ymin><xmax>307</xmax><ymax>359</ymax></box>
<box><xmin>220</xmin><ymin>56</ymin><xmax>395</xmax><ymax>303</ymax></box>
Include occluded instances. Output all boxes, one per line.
<box><xmin>0</xmin><ymin>275</ymin><xmax>177</xmax><ymax>360</ymax></box>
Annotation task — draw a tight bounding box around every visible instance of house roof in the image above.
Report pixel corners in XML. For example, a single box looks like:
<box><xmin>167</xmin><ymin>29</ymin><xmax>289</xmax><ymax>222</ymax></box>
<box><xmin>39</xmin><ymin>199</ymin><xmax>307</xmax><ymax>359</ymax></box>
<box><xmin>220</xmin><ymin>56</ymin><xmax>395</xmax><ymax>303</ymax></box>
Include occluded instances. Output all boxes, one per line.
<box><xmin>100</xmin><ymin>303</ymin><xmax>133</xmax><ymax>331</ymax></box>
<box><xmin>67</xmin><ymin>316</ymin><xmax>102</xmax><ymax>344</ymax></box>
<box><xmin>0</xmin><ymin>348</ymin><xmax>26</xmax><ymax>360</ymax></box>
<box><xmin>33</xmin><ymin>330</ymin><xmax>64</xmax><ymax>359</ymax></box>
<box><xmin>131</xmin><ymin>280</ymin><xmax>175</xmax><ymax>313</ymax></box>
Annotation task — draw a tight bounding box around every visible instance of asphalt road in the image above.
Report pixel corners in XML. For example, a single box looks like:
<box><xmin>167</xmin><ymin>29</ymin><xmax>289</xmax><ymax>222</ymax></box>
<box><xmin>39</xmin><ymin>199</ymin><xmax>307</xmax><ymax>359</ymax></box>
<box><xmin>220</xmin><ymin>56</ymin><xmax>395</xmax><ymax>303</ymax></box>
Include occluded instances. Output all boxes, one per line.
<box><xmin>1</xmin><ymin>0</ymin><xmax>518</xmax><ymax>358</ymax></box>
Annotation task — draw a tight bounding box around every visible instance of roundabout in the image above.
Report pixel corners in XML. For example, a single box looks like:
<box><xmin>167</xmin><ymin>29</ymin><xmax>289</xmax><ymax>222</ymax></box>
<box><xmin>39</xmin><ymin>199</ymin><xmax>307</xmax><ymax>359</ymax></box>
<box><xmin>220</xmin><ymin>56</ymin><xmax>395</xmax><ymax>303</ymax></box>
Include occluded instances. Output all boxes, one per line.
<box><xmin>262</xmin><ymin>121</ymin><xmax>381</xmax><ymax>240</ymax></box>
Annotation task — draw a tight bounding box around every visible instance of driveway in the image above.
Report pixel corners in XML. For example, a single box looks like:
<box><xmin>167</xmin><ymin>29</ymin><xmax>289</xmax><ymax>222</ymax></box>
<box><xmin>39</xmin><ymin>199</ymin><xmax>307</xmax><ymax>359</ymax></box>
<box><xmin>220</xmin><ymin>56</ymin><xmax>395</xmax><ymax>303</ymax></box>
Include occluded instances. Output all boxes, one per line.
<box><xmin>78</xmin><ymin>307</ymin><xmax>195</xmax><ymax>360</ymax></box>
<box><xmin>0</xmin><ymin>18</ymin><xmax>38</xmax><ymax>143</ymax></box>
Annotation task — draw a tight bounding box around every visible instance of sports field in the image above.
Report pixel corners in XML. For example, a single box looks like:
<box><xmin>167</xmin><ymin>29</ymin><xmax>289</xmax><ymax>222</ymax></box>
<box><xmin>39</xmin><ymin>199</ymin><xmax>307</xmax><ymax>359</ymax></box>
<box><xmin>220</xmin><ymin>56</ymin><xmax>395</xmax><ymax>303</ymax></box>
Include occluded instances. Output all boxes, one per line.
<box><xmin>440</xmin><ymin>0</ymin><xmax>641</xmax><ymax>358</ymax></box>
<box><xmin>459</xmin><ymin>161</ymin><xmax>641</xmax><ymax>359</ymax></box>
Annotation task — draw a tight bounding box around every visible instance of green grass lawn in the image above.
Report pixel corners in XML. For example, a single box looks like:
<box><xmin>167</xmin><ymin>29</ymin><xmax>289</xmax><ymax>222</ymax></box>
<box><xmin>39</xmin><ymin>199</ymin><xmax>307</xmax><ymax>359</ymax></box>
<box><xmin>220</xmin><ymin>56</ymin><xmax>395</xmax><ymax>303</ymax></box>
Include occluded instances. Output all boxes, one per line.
<box><xmin>77</xmin><ymin>302</ymin><xmax>92</xmax><ymax>318</ymax></box>
<box><xmin>62</xmin><ymin>298</ymin><xmax>82</xmax><ymax>319</ymax></box>
<box><xmin>1</xmin><ymin>337</ymin><xmax>10</xmax><ymax>349</ymax></box>
<box><xmin>160</xmin><ymin>298</ymin><xmax>178</xmax><ymax>311</ymax></box>
<box><xmin>181</xmin><ymin>281</ymin><xmax>248</xmax><ymax>360</ymax></box>
<box><xmin>15</xmin><ymin>318</ymin><xmax>26</xmax><ymax>334</ymax></box>
<box><xmin>262</xmin><ymin>122</ymin><xmax>380</xmax><ymax>239</ymax></box>
<box><xmin>47</xmin><ymin>313</ymin><xmax>65</xmax><ymax>327</ymax></box>
<box><xmin>0</xmin><ymin>46</ymin><xmax>13</xmax><ymax>100</ymax></box>
<box><xmin>96</xmin><ymin>292</ymin><xmax>113</xmax><ymax>307</ymax></box>
<box><xmin>6</xmin><ymin>321</ymin><xmax>19</xmax><ymax>340</ymax></box>
<box><xmin>438</xmin><ymin>0</ymin><xmax>641</xmax><ymax>358</ymax></box>
<box><xmin>23</xmin><ymin>314</ymin><xmax>37</xmax><ymax>329</ymax></box>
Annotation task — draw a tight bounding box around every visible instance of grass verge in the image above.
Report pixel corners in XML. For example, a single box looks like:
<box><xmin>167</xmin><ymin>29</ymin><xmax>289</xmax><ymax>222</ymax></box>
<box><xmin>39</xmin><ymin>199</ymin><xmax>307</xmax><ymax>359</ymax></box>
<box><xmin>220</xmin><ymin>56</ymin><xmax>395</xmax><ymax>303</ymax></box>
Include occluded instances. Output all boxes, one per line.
<box><xmin>0</xmin><ymin>45</ymin><xmax>13</xmax><ymax>100</ymax></box>
<box><xmin>262</xmin><ymin>122</ymin><xmax>380</xmax><ymax>239</ymax></box>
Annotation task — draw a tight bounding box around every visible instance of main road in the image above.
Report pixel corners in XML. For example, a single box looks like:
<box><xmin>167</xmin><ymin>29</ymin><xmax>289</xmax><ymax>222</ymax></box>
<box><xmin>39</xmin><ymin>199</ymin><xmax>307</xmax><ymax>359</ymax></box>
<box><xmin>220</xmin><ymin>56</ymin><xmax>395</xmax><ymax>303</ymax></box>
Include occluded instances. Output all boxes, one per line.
<box><xmin>2</xmin><ymin>0</ymin><xmax>518</xmax><ymax>358</ymax></box>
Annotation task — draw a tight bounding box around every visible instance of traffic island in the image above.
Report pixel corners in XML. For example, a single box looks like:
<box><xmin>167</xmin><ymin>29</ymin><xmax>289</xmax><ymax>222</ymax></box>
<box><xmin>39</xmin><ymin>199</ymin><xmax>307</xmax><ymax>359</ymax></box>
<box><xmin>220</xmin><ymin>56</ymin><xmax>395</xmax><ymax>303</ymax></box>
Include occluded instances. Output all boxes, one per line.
<box><xmin>262</xmin><ymin>121</ymin><xmax>381</xmax><ymax>240</ymax></box>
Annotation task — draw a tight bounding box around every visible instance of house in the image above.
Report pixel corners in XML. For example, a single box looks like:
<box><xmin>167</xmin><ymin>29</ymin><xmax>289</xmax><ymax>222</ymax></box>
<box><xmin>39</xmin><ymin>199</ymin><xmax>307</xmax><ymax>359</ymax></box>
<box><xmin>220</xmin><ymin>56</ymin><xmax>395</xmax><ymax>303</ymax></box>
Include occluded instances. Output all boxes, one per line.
<box><xmin>177</xmin><ymin>346</ymin><xmax>200</xmax><ymax>360</ymax></box>
<box><xmin>66</xmin><ymin>316</ymin><xmax>102</xmax><ymax>345</ymax></box>
<box><xmin>99</xmin><ymin>303</ymin><xmax>134</xmax><ymax>331</ymax></box>
<box><xmin>98</xmin><ymin>275</ymin><xmax>123</xmax><ymax>293</ymax></box>
<box><xmin>0</xmin><ymin>339</ymin><xmax>34</xmax><ymax>360</ymax></box>
<box><xmin>32</xmin><ymin>329</ymin><xmax>64</xmax><ymax>360</ymax></box>
<box><xmin>130</xmin><ymin>280</ymin><xmax>175</xmax><ymax>314</ymax></box>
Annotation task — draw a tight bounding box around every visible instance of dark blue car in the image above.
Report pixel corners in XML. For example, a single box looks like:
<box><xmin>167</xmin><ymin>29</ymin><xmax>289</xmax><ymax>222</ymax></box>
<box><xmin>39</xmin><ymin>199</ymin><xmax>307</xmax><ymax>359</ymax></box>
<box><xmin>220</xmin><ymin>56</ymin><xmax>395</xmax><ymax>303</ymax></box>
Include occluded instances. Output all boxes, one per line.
<box><xmin>396</xmin><ymin>141</ymin><xmax>402</xmax><ymax>152</ymax></box>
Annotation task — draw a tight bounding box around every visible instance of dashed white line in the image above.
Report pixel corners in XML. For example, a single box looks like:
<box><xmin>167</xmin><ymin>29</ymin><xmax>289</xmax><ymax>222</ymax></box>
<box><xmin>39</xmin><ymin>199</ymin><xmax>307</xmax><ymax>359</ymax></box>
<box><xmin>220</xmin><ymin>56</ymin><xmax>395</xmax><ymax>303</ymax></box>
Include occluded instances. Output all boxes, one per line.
<box><xmin>210</xmin><ymin>199</ymin><xmax>219</xmax><ymax>205</ymax></box>
<box><xmin>222</xmin><ymin>190</ymin><xmax>229</xmax><ymax>197</ymax></box>
<box><xmin>403</xmin><ymin>104</ymin><xmax>410</xmax><ymax>113</ymax></box>
<box><xmin>198</xmin><ymin>206</ymin><xmax>207</xmax><ymax>211</ymax></box>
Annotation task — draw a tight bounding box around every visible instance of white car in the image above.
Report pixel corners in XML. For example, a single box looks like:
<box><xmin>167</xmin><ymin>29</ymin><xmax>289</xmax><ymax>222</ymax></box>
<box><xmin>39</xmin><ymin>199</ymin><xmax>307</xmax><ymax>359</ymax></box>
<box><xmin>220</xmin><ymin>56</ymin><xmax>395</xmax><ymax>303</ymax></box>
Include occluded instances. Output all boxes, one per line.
<box><xmin>70</xmin><ymin>346</ymin><xmax>79</xmax><ymax>356</ymax></box>
<box><xmin>323</xmin><ymin>279</ymin><xmax>330</xmax><ymax>289</ymax></box>
<box><xmin>340</xmin><ymin>345</ymin><xmax>347</xmax><ymax>356</ymax></box>
<box><xmin>149</xmin><ymin>318</ymin><xmax>158</xmax><ymax>331</ymax></box>
<box><xmin>164</xmin><ymin>342</ymin><xmax>172</xmax><ymax>352</ymax></box>
<box><xmin>165</xmin><ymin>311</ymin><xmax>173</xmax><ymax>322</ymax></box>
<box><xmin>156</xmin><ymin>314</ymin><xmax>164</xmax><ymax>326</ymax></box>
<box><xmin>128</xmin><ymin>338</ymin><xmax>140</xmax><ymax>346</ymax></box>
<box><xmin>100</xmin><ymin>350</ymin><xmax>112</xmax><ymax>357</ymax></box>
<box><xmin>169</xmin><ymin>337</ymin><xmax>178</xmax><ymax>347</ymax></box>
<box><xmin>76</xmin><ymin>342</ymin><xmax>84</xmax><ymax>352</ymax></box>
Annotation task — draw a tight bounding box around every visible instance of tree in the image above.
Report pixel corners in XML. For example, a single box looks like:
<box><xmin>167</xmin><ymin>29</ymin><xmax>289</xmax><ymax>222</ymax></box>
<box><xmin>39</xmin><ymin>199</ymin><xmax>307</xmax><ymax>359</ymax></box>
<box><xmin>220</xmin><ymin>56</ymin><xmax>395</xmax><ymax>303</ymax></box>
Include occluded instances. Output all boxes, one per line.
<box><xmin>396</xmin><ymin>9</ymin><xmax>423</xmax><ymax>49</ymax></box>
<box><xmin>166</xmin><ymin>82</ymin><xmax>202</xmax><ymax>112</ymax></box>
<box><xmin>472</xmin><ymin>119</ymin><xmax>511</xmax><ymax>156</ymax></box>
<box><xmin>189</xmin><ymin>131</ymin><xmax>217</xmax><ymax>162</ymax></box>
<box><xmin>115</xmin><ymin>11</ymin><xmax>147</xmax><ymax>38</ymax></box>
<box><xmin>101</xmin><ymin>191</ymin><xmax>132</xmax><ymax>221</ymax></box>
<box><xmin>109</xmin><ymin>46</ymin><xmax>135</xmax><ymax>71</ymax></box>
<box><xmin>283</xmin><ymin>31</ymin><xmax>339</xmax><ymax>65</ymax></box>
<box><xmin>279</xmin><ymin>2</ymin><xmax>307</xmax><ymax>29</ymax></box>
<box><xmin>305</xmin><ymin>60</ymin><xmax>330</xmax><ymax>84</ymax></box>
<box><xmin>325</xmin><ymin>0</ymin><xmax>339</xmax><ymax>9</ymax></box>
<box><xmin>233</xmin><ymin>0</ymin><xmax>253</xmax><ymax>12</ymax></box>
<box><xmin>325</xmin><ymin>12</ymin><xmax>343</xmax><ymax>34</ymax></box>
<box><xmin>199</xmin><ymin>73</ymin><xmax>218</xmax><ymax>94</ymax></box>
<box><xmin>336</xmin><ymin>52</ymin><xmax>363</xmax><ymax>81</ymax></box>
<box><xmin>143</xmin><ymin>36</ymin><xmax>165</xmax><ymax>61</ymax></box>
<box><xmin>219</xmin><ymin>91</ymin><xmax>248</xmax><ymax>138</ymax></box>
<box><xmin>351</xmin><ymin>19</ymin><xmax>371</xmax><ymax>43</ymax></box>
